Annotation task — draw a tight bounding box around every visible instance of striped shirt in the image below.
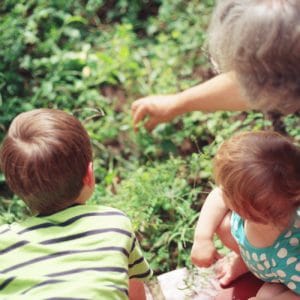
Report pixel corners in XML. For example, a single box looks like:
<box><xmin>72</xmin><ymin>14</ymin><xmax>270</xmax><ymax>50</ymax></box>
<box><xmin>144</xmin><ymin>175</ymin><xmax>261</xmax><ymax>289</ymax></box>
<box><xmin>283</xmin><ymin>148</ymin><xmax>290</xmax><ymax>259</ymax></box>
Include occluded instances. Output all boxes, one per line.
<box><xmin>0</xmin><ymin>205</ymin><xmax>152</xmax><ymax>299</ymax></box>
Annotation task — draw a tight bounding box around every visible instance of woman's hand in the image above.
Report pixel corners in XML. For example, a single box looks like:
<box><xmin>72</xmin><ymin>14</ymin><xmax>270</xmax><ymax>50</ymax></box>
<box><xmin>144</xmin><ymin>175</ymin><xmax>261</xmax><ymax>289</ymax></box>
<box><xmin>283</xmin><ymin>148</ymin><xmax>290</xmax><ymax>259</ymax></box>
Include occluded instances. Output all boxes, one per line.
<box><xmin>131</xmin><ymin>94</ymin><xmax>181</xmax><ymax>132</ymax></box>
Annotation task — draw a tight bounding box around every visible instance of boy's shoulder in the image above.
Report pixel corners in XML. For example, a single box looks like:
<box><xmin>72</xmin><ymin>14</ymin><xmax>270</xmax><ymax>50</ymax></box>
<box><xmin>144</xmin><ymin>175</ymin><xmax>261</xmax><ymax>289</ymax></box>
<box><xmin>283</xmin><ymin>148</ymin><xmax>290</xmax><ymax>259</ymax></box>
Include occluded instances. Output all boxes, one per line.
<box><xmin>44</xmin><ymin>204</ymin><xmax>129</xmax><ymax>220</ymax></box>
<box><xmin>83</xmin><ymin>205</ymin><xmax>132</xmax><ymax>226</ymax></box>
<box><xmin>10</xmin><ymin>204</ymin><xmax>133</xmax><ymax>235</ymax></box>
<box><xmin>73</xmin><ymin>204</ymin><xmax>130</xmax><ymax>221</ymax></box>
<box><xmin>82</xmin><ymin>204</ymin><xmax>127</xmax><ymax>215</ymax></box>
<box><xmin>82</xmin><ymin>205</ymin><xmax>133</xmax><ymax>229</ymax></box>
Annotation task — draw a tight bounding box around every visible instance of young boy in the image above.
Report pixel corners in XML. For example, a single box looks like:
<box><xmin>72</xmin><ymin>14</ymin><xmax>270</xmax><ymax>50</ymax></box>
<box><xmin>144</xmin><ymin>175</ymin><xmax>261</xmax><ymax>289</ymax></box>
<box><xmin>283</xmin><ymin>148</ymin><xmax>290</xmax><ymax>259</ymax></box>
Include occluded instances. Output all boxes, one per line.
<box><xmin>0</xmin><ymin>109</ymin><xmax>152</xmax><ymax>299</ymax></box>
<box><xmin>192</xmin><ymin>131</ymin><xmax>300</xmax><ymax>299</ymax></box>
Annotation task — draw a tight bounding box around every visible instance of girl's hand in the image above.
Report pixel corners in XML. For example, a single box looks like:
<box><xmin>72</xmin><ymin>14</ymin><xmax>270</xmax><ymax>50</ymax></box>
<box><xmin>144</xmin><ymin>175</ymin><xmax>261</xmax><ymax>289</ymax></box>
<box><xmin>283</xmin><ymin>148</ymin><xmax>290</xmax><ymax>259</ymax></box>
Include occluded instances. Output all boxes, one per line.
<box><xmin>191</xmin><ymin>238</ymin><xmax>222</xmax><ymax>268</ymax></box>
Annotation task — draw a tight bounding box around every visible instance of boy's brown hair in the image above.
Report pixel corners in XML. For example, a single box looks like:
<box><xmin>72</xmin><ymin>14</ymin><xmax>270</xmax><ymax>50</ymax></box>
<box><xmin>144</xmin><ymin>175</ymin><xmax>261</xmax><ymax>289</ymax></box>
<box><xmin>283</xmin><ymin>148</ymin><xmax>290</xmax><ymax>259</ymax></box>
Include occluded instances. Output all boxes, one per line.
<box><xmin>0</xmin><ymin>109</ymin><xmax>92</xmax><ymax>215</ymax></box>
<box><xmin>214</xmin><ymin>131</ymin><xmax>300</xmax><ymax>225</ymax></box>
<box><xmin>209</xmin><ymin>0</ymin><xmax>300</xmax><ymax>114</ymax></box>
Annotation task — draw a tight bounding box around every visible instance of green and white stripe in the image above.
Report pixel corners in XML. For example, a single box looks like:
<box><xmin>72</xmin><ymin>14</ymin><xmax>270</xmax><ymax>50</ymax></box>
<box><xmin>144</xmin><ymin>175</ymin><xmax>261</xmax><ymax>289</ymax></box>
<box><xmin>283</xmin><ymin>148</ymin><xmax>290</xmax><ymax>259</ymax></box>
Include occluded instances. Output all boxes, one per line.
<box><xmin>0</xmin><ymin>205</ymin><xmax>152</xmax><ymax>299</ymax></box>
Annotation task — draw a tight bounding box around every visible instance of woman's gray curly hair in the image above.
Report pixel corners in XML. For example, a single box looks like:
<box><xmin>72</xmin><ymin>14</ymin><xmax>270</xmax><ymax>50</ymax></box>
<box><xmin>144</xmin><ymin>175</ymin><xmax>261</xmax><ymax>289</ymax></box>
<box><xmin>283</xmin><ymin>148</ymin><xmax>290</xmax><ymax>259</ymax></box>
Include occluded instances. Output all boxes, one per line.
<box><xmin>208</xmin><ymin>0</ymin><xmax>300</xmax><ymax>114</ymax></box>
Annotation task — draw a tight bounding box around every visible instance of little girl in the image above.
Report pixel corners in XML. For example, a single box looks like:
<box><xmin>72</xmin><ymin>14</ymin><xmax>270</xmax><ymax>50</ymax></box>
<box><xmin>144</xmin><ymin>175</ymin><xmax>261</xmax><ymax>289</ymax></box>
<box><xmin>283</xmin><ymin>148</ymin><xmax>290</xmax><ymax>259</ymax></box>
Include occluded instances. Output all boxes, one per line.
<box><xmin>192</xmin><ymin>131</ymin><xmax>300</xmax><ymax>299</ymax></box>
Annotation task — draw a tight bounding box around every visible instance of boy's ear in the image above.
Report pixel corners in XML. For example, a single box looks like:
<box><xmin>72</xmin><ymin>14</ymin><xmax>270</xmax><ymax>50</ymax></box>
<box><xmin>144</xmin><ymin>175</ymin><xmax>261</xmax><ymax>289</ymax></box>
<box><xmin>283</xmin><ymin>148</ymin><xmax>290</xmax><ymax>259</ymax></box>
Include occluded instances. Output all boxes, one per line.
<box><xmin>83</xmin><ymin>162</ymin><xmax>94</xmax><ymax>188</ymax></box>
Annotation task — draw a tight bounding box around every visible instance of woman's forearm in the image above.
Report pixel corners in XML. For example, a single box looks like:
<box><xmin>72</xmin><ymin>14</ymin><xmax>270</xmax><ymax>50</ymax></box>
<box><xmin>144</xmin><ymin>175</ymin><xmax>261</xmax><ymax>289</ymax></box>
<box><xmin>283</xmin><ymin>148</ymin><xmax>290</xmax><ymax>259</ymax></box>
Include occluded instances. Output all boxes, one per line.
<box><xmin>174</xmin><ymin>72</ymin><xmax>249</xmax><ymax>116</ymax></box>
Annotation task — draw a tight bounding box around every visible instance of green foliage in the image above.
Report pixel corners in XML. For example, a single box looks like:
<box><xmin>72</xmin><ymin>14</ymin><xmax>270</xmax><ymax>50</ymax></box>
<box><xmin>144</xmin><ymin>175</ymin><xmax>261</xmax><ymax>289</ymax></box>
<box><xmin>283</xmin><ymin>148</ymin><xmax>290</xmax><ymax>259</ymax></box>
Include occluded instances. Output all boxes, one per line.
<box><xmin>284</xmin><ymin>114</ymin><xmax>300</xmax><ymax>145</ymax></box>
<box><xmin>0</xmin><ymin>195</ymin><xmax>30</xmax><ymax>225</ymax></box>
<box><xmin>90</xmin><ymin>157</ymin><xmax>203</xmax><ymax>273</ymax></box>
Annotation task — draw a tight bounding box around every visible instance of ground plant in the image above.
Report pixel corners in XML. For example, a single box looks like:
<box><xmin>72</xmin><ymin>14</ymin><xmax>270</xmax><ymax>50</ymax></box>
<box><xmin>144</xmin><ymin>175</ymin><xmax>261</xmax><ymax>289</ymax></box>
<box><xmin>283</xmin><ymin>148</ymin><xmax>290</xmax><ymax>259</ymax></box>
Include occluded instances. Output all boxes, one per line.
<box><xmin>0</xmin><ymin>0</ymin><xmax>299</xmax><ymax>275</ymax></box>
